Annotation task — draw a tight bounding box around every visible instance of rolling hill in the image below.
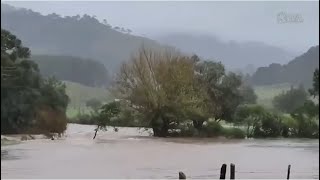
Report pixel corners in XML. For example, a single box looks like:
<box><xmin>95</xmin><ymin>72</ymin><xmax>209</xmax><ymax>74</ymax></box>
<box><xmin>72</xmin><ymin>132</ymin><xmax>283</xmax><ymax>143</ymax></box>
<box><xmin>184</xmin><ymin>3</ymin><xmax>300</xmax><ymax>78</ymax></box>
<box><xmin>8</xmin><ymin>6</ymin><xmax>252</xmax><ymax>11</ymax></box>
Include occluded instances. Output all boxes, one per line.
<box><xmin>1</xmin><ymin>4</ymin><xmax>163</xmax><ymax>73</ymax></box>
<box><xmin>2</xmin><ymin>3</ymin><xmax>298</xmax><ymax>75</ymax></box>
<box><xmin>251</xmin><ymin>45</ymin><xmax>319</xmax><ymax>87</ymax></box>
<box><xmin>155</xmin><ymin>33</ymin><xmax>296</xmax><ymax>72</ymax></box>
<box><xmin>31</xmin><ymin>55</ymin><xmax>109</xmax><ymax>87</ymax></box>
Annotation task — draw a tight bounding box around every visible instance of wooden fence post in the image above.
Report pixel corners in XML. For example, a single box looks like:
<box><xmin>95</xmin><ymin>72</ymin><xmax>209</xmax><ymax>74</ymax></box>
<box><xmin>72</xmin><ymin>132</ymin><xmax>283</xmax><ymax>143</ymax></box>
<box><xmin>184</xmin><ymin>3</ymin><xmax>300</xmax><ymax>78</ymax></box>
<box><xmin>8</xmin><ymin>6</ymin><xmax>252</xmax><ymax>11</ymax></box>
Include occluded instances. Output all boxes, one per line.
<box><xmin>220</xmin><ymin>164</ymin><xmax>227</xmax><ymax>179</ymax></box>
<box><xmin>230</xmin><ymin>163</ymin><xmax>235</xmax><ymax>179</ymax></box>
<box><xmin>179</xmin><ymin>171</ymin><xmax>186</xmax><ymax>179</ymax></box>
<box><xmin>287</xmin><ymin>165</ymin><xmax>291</xmax><ymax>180</ymax></box>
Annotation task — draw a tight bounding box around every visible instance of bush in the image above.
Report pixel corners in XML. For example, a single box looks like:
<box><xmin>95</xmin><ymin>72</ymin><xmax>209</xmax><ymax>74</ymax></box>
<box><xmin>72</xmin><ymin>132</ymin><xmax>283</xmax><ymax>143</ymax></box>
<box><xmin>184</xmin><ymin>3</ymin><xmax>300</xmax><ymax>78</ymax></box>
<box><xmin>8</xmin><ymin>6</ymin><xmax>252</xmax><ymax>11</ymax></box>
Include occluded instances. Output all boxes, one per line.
<box><xmin>260</xmin><ymin>114</ymin><xmax>282</xmax><ymax>137</ymax></box>
<box><xmin>223</xmin><ymin>128</ymin><xmax>246</xmax><ymax>139</ymax></box>
<box><xmin>174</xmin><ymin>122</ymin><xmax>199</xmax><ymax>137</ymax></box>
<box><xmin>33</xmin><ymin>106</ymin><xmax>67</xmax><ymax>134</ymax></box>
<box><xmin>202</xmin><ymin>121</ymin><xmax>224</xmax><ymax>137</ymax></box>
<box><xmin>290</xmin><ymin>101</ymin><xmax>319</xmax><ymax>138</ymax></box>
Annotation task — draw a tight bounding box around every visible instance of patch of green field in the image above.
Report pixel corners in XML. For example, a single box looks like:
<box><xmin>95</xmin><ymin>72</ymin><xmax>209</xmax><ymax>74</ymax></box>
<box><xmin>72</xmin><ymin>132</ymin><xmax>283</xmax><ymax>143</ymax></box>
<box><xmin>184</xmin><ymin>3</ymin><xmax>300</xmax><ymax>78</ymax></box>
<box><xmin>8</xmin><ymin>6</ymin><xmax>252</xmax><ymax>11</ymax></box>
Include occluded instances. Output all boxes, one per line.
<box><xmin>66</xmin><ymin>107</ymin><xmax>93</xmax><ymax>118</ymax></box>
<box><xmin>254</xmin><ymin>83</ymin><xmax>293</xmax><ymax>109</ymax></box>
<box><xmin>63</xmin><ymin>81</ymin><xmax>113</xmax><ymax>118</ymax></box>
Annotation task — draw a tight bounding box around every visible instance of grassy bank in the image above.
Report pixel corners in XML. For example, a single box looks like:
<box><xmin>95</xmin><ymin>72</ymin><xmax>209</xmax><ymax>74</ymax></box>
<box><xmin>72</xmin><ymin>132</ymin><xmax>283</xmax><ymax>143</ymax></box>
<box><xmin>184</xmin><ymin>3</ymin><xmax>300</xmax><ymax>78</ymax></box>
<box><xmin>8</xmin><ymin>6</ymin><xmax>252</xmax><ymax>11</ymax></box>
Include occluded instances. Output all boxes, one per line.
<box><xmin>64</xmin><ymin>81</ymin><xmax>112</xmax><ymax>118</ymax></box>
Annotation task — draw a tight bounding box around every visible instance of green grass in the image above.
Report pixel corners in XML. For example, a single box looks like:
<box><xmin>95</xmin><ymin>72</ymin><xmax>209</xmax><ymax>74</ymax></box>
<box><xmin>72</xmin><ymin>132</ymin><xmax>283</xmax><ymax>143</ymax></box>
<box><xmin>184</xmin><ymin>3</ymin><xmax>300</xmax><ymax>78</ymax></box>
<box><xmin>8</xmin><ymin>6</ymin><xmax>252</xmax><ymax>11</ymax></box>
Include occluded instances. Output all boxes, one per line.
<box><xmin>254</xmin><ymin>83</ymin><xmax>293</xmax><ymax>109</ymax></box>
<box><xmin>63</xmin><ymin>81</ymin><xmax>113</xmax><ymax>118</ymax></box>
<box><xmin>66</xmin><ymin>107</ymin><xmax>93</xmax><ymax>118</ymax></box>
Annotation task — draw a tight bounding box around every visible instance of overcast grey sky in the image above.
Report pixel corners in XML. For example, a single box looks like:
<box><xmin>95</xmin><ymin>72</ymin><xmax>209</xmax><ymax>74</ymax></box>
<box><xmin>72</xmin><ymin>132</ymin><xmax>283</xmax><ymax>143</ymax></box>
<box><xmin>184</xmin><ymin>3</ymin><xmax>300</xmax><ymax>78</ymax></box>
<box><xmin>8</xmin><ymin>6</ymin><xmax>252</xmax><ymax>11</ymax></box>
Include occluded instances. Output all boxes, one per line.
<box><xmin>4</xmin><ymin>1</ymin><xmax>319</xmax><ymax>53</ymax></box>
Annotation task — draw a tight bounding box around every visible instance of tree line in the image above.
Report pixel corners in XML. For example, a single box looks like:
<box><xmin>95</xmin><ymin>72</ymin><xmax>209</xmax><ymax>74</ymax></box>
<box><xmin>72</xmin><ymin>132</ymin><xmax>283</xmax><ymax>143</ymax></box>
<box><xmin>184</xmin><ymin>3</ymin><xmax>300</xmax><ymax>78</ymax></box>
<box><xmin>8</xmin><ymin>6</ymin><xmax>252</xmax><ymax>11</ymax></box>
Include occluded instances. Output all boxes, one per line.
<box><xmin>88</xmin><ymin>47</ymin><xmax>319</xmax><ymax>139</ymax></box>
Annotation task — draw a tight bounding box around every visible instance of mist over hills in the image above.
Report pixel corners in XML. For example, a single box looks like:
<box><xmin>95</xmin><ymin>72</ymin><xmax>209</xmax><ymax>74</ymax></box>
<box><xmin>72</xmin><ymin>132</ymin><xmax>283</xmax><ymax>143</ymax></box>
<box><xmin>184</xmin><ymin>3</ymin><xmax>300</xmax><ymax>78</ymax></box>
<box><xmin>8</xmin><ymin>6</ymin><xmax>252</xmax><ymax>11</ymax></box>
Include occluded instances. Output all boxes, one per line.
<box><xmin>1</xmin><ymin>3</ymin><xmax>300</xmax><ymax>76</ymax></box>
<box><xmin>250</xmin><ymin>45</ymin><xmax>319</xmax><ymax>87</ymax></box>
<box><xmin>1</xmin><ymin>4</ymin><xmax>162</xmax><ymax>73</ymax></box>
<box><xmin>31</xmin><ymin>55</ymin><xmax>110</xmax><ymax>87</ymax></box>
<box><xmin>155</xmin><ymin>33</ymin><xmax>297</xmax><ymax>73</ymax></box>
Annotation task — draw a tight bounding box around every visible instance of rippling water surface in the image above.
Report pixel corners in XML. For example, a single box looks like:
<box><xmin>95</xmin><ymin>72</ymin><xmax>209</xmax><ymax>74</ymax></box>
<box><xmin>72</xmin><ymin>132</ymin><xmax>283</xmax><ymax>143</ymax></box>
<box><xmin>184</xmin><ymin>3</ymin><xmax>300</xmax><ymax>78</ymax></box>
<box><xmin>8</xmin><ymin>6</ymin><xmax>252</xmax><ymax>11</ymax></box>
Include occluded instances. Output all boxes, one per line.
<box><xmin>1</xmin><ymin>124</ymin><xmax>319</xmax><ymax>179</ymax></box>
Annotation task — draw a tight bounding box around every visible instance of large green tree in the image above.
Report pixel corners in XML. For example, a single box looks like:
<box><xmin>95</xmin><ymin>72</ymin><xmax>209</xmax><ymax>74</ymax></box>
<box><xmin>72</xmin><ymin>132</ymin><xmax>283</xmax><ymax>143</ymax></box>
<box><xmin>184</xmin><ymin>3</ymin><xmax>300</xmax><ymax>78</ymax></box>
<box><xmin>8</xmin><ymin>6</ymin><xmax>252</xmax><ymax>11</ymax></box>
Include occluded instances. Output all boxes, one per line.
<box><xmin>195</xmin><ymin>60</ymin><xmax>249</xmax><ymax>123</ymax></box>
<box><xmin>1</xmin><ymin>29</ymin><xmax>40</xmax><ymax>133</ymax></box>
<box><xmin>1</xmin><ymin>29</ymin><xmax>69</xmax><ymax>134</ymax></box>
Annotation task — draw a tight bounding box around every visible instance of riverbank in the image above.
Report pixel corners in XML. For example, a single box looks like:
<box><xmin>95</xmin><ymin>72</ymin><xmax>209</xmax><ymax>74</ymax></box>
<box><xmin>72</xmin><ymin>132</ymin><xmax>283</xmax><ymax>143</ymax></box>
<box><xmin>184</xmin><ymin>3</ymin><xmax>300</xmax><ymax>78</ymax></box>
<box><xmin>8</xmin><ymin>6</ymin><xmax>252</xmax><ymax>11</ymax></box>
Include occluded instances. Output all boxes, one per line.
<box><xmin>2</xmin><ymin>122</ymin><xmax>318</xmax><ymax>146</ymax></box>
<box><xmin>1</xmin><ymin>133</ymin><xmax>63</xmax><ymax>146</ymax></box>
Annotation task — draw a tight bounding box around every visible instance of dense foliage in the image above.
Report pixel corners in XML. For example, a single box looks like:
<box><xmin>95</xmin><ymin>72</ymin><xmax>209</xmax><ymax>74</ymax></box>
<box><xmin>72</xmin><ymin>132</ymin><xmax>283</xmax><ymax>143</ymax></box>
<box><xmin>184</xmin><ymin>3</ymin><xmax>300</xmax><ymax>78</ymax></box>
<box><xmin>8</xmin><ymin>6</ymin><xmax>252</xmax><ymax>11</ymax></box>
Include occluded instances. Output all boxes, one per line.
<box><xmin>110</xmin><ymin>47</ymin><xmax>258</xmax><ymax>137</ymax></box>
<box><xmin>1</xmin><ymin>29</ymin><xmax>69</xmax><ymax>134</ymax></box>
<box><xmin>90</xmin><ymin>46</ymin><xmax>317</xmax><ymax>139</ymax></box>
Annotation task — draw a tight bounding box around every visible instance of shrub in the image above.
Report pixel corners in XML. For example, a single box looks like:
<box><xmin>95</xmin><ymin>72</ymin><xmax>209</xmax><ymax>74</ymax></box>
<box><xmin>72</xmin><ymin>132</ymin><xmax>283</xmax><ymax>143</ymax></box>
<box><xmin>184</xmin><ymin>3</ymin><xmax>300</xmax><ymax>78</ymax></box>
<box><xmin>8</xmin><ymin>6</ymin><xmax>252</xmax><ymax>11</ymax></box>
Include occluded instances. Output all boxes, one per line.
<box><xmin>175</xmin><ymin>123</ymin><xmax>198</xmax><ymax>137</ymax></box>
<box><xmin>202</xmin><ymin>121</ymin><xmax>224</xmax><ymax>137</ymax></box>
<box><xmin>223</xmin><ymin>128</ymin><xmax>246</xmax><ymax>139</ymax></box>
<box><xmin>33</xmin><ymin>106</ymin><xmax>67</xmax><ymax>134</ymax></box>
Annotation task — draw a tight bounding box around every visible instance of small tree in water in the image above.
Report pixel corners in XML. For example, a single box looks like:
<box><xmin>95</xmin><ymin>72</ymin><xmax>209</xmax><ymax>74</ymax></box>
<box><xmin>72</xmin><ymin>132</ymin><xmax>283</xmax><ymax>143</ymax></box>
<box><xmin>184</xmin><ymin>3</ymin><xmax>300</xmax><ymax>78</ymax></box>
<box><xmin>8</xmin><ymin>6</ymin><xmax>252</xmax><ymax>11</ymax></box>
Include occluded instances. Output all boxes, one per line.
<box><xmin>92</xmin><ymin>101</ymin><xmax>120</xmax><ymax>139</ymax></box>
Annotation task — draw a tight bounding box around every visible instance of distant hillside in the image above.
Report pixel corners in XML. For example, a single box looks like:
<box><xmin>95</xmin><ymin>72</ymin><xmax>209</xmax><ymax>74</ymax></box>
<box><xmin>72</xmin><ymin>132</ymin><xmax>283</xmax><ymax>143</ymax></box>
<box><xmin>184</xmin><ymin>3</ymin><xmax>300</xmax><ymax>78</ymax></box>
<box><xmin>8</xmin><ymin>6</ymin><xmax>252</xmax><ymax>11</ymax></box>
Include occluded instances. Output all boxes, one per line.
<box><xmin>31</xmin><ymin>55</ymin><xmax>109</xmax><ymax>87</ymax></box>
<box><xmin>251</xmin><ymin>45</ymin><xmax>319</xmax><ymax>87</ymax></box>
<box><xmin>64</xmin><ymin>81</ymin><xmax>112</xmax><ymax>117</ymax></box>
<box><xmin>156</xmin><ymin>33</ymin><xmax>296</xmax><ymax>72</ymax></box>
<box><xmin>64</xmin><ymin>81</ymin><xmax>111</xmax><ymax>107</ymax></box>
<box><xmin>1</xmin><ymin>4</ymin><xmax>163</xmax><ymax>73</ymax></box>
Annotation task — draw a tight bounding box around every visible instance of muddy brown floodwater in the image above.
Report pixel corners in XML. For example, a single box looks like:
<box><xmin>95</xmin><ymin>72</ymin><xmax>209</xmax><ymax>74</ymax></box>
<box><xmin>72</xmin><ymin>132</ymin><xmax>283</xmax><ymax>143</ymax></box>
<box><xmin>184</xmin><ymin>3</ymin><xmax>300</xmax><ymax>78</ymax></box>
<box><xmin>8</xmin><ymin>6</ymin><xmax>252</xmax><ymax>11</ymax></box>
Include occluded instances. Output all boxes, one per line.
<box><xmin>1</xmin><ymin>124</ymin><xmax>319</xmax><ymax>179</ymax></box>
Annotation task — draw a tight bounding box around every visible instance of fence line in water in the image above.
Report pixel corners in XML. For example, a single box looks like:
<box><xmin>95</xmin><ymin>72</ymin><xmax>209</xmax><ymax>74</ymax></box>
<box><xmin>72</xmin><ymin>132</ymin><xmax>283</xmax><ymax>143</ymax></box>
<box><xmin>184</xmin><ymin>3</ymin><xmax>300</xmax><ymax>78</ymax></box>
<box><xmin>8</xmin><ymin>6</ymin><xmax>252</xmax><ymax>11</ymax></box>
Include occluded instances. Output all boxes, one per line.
<box><xmin>178</xmin><ymin>164</ymin><xmax>291</xmax><ymax>179</ymax></box>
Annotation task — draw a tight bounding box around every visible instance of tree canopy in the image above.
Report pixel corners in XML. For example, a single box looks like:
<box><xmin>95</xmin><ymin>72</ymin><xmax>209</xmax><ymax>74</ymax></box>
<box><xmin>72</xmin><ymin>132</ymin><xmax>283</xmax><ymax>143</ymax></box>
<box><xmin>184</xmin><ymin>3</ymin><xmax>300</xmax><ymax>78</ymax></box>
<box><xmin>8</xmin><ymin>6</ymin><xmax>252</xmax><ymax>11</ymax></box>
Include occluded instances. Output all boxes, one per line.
<box><xmin>112</xmin><ymin>47</ymin><xmax>258</xmax><ymax>137</ymax></box>
<box><xmin>1</xmin><ymin>29</ymin><xmax>69</xmax><ymax>134</ymax></box>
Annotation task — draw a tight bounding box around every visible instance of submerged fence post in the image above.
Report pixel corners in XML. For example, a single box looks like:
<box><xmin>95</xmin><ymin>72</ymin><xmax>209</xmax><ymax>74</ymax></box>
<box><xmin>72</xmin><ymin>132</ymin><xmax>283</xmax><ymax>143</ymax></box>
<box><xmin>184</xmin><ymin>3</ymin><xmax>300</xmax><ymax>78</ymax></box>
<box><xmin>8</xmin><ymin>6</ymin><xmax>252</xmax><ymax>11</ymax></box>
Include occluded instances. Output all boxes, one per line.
<box><xmin>179</xmin><ymin>171</ymin><xmax>186</xmax><ymax>179</ymax></box>
<box><xmin>220</xmin><ymin>164</ymin><xmax>227</xmax><ymax>179</ymax></box>
<box><xmin>287</xmin><ymin>165</ymin><xmax>291</xmax><ymax>180</ymax></box>
<box><xmin>230</xmin><ymin>163</ymin><xmax>235</xmax><ymax>179</ymax></box>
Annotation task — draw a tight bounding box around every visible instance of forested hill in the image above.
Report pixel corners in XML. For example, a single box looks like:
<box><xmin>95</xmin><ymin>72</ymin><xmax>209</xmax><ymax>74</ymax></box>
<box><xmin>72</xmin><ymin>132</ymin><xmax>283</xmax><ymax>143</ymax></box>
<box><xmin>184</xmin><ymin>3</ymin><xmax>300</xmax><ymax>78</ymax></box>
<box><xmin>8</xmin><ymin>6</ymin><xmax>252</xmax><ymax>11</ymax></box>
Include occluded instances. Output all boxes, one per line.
<box><xmin>1</xmin><ymin>4</ymin><xmax>163</xmax><ymax>73</ymax></box>
<box><xmin>251</xmin><ymin>45</ymin><xmax>319</xmax><ymax>87</ymax></box>
<box><xmin>2</xmin><ymin>3</ymin><xmax>300</xmax><ymax>76</ymax></box>
<box><xmin>156</xmin><ymin>33</ymin><xmax>296</xmax><ymax>72</ymax></box>
<box><xmin>31</xmin><ymin>55</ymin><xmax>109</xmax><ymax>87</ymax></box>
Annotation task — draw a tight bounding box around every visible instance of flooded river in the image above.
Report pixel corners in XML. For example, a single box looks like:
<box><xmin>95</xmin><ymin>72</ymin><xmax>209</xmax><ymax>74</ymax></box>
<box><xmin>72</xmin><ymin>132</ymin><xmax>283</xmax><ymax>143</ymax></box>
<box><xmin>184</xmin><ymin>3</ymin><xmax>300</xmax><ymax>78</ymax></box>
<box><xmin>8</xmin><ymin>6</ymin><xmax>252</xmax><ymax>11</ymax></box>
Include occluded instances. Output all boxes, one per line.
<box><xmin>1</xmin><ymin>124</ymin><xmax>319</xmax><ymax>179</ymax></box>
